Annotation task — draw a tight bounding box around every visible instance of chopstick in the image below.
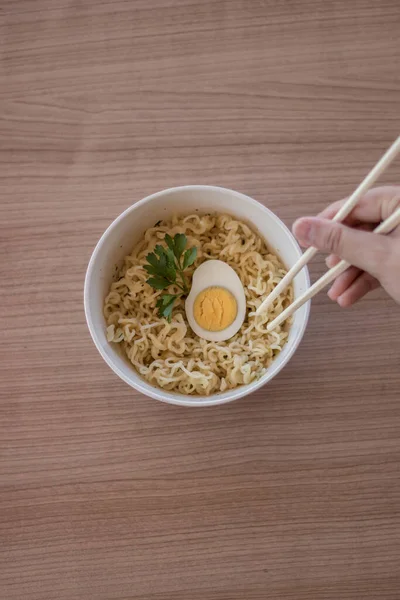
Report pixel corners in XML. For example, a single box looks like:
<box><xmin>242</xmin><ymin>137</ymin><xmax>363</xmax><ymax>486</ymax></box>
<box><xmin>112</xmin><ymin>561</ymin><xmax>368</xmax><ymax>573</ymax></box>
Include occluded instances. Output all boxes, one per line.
<box><xmin>256</xmin><ymin>135</ymin><xmax>400</xmax><ymax>316</ymax></box>
<box><xmin>266</xmin><ymin>205</ymin><xmax>400</xmax><ymax>332</ymax></box>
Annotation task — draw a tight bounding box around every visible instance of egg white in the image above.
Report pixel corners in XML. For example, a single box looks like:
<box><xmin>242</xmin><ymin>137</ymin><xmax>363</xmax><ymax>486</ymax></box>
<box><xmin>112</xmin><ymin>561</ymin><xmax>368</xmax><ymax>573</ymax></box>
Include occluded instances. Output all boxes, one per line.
<box><xmin>185</xmin><ymin>260</ymin><xmax>246</xmax><ymax>342</ymax></box>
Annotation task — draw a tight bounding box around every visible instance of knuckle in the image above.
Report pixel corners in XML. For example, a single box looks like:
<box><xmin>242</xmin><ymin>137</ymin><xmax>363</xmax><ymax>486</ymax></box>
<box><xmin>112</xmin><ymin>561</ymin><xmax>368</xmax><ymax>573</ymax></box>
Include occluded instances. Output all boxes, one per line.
<box><xmin>373</xmin><ymin>238</ymin><xmax>395</xmax><ymax>277</ymax></box>
<box><xmin>325</xmin><ymin>225</ymin><xmax>344</xmax><ymax>254</ymax></box>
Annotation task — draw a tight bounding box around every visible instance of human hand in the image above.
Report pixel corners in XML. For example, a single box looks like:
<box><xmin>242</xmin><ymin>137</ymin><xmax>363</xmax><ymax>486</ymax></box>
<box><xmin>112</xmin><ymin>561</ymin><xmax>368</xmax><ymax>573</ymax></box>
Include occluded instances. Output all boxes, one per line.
<box><xmin>292</xmin><ymin>186</ymin><xmax>400</xmax><ymax>307</ymax></box>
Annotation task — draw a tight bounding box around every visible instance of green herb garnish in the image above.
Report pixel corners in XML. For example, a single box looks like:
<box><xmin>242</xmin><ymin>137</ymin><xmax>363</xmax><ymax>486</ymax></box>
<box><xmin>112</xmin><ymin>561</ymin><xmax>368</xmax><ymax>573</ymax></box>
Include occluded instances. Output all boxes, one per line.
<box><xmin>144</xmin><ymin>233</ymin><xmax>197</xmax><ymax>321</ymax></box>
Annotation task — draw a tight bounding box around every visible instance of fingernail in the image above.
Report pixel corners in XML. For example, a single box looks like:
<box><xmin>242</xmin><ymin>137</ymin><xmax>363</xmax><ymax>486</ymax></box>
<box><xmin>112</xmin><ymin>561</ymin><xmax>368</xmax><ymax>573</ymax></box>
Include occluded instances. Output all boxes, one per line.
<box><xmin>337</xmin><ymin>295</ymin><xmax>351</xmax><ymax>308</ymax></box>
<box><xmin>293</xmin><ymin>219</ymin><xmax>312</xmax><ymax>245</ymax></box>
<box><xmin>327</xmin><ymin>288</ymin><xmax>336</xmax><ymax>300</ymax></box>
<box><xmin>326</xmin><ymin>256</ymin><xmax>335</xmax><ymax>268</ymax></box>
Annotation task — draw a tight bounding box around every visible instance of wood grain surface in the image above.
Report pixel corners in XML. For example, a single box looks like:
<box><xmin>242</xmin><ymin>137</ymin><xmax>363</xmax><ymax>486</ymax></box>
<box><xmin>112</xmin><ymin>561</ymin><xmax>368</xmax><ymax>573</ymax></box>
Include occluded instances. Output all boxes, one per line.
<box><xmin>1</xmin><ymin>1</ymin><xmax>400</xmax><ymax>598</ymax></box>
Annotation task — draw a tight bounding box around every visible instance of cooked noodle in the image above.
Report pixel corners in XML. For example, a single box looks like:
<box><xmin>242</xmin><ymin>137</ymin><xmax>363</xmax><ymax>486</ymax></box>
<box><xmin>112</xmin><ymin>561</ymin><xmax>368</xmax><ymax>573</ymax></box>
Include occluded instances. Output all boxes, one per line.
<box><xmin>104</xmin><ymin>213</ymin><xmax>293</xmax><ymax>395</ymax></box>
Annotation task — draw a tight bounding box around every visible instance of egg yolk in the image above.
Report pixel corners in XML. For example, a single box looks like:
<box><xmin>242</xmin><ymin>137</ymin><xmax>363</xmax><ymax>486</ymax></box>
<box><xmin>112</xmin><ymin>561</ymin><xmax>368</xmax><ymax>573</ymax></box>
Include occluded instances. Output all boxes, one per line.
<box><xmin>193</xmin><ymin>287</ymin><xmax>237</xmax><ymax>332</ymax></box>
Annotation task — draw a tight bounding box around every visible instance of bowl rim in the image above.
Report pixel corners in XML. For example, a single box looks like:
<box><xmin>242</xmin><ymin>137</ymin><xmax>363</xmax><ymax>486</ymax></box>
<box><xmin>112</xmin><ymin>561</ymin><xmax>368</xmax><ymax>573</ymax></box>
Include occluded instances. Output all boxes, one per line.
<box><xmin>84</xmin><ymin>185</ymin><xmax>310</xmax><ymax>407</ymax></box>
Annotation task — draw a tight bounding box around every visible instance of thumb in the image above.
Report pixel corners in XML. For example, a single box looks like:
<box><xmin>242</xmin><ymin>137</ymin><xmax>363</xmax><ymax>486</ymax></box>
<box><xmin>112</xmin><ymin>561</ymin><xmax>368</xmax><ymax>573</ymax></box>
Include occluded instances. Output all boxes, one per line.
<box><xmin>293</xmin><ymin>217</ymin><xmax>391</xmax><ymax>278</ymax></box>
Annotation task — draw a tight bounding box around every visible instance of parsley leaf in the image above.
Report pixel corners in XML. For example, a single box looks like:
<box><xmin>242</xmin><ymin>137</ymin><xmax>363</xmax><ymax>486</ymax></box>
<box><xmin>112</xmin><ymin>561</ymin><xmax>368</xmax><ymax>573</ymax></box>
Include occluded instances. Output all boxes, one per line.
<box><xmin>173</xmin><ymin>233</ymin><xmax>187</xmax><ymax>260</ymax></box>
<box><xmin>182</xmin><ymin>247</ymin><xmax>197</xmax><ymax>269</ymax></box>
<box><xmin>144</xmin><ymin>233</ymin><xmax>197</xmax><ymax>321</ymax></box>
<box><xmin>147</xmin><ymin>276</ymin><xmax>171</xmax><ymax>290</ymax></box>
<box><xmin>156</xmin><ymin>294</ymin><xmax>179</xmax><ymax>322</ymax></box>
<box><xmin>164</xmin><ymin>234</ymin><xmax>175</xmax><ymax>253</ymax></box>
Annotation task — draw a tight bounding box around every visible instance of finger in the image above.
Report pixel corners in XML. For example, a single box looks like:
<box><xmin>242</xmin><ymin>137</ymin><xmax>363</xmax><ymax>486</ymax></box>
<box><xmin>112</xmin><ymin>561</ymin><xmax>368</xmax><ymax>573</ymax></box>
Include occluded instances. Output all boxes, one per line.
<box><xmin>326</xmin><ymin>254</ymin><xmax>340</xmax><ymax>268</ymax></box>
<box><xmin>318</xmin><ymin>186</ymin><xmax>400</xmax><ymax>224</ymax></box>
<box><xmin>325</xmin><ymin>221</ymin><xmax>375</xmax><ymax>296</ymax></box>
<box><xmin>293</xmin><ymin>217</ymin><xmax>392</xmax><ymax>278</ymax></box>
<box><xmin>328</xmin><ymin>266</ymin><xmax>362</xmax><ymax>301</ymax></box>
<box><xmin>318</xmin><ymin>201</ymin><xmax>344</xmax><ymax>220</ymax></box>
<box><xmin>336</xmin><ymin>272</ymin><xmax>380</xmax><ymax>308</ymax></box>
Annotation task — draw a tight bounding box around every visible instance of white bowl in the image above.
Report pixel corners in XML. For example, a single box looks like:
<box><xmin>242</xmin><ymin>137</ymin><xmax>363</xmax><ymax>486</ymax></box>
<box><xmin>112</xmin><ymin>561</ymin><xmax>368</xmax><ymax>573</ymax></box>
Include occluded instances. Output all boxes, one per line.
<box><xmin>84</xmin><ymin>186</ymin><xmax>310</xmax><ymax>407</ymax></box>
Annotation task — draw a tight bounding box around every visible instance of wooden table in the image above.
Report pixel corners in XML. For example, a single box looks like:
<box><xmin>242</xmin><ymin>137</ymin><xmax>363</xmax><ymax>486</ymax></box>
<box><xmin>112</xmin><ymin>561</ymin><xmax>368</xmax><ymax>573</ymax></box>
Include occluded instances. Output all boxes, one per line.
<box><xmin>1</xmin><ymin>1</ymin><xmax>400</xmax><ymax>598</ymax></box>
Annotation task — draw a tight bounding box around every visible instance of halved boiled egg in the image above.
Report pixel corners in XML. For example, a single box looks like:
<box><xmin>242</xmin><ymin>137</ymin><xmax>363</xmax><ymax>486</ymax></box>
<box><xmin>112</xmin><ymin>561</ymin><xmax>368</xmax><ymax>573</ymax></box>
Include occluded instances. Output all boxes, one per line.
<box><xmin>185</xmin><ymin>260</ymin><xmax>246</xmax><ymax>342</ymax></box>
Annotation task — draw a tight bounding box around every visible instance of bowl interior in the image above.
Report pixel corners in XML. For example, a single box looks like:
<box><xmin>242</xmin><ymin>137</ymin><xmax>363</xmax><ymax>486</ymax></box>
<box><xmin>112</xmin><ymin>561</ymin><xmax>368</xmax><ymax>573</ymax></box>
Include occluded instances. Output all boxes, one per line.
<box><xmin>85</xmin><ymin>186</ymin><xmax>310</xmax><ymax>406</ymax></box>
